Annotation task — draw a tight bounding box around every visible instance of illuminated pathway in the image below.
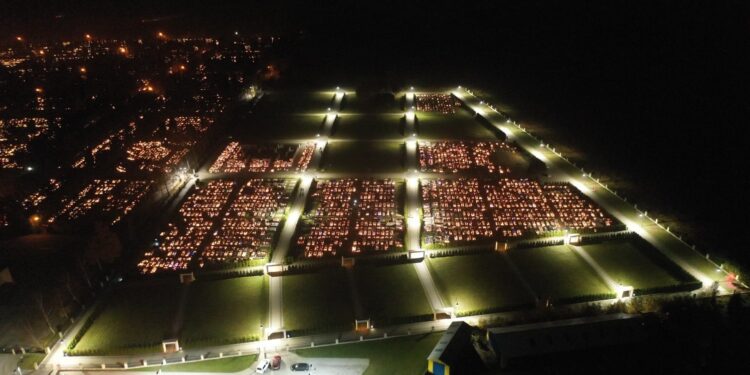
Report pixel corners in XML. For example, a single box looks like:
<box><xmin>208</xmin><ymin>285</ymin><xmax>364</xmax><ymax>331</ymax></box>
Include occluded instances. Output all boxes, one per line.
<box><xmin>267</xmin><ymin>90</ymin><xmax>345</xmax><ymax>337</ymax></box>
<box><xmin>403</xmin><ymin>90</ymin><xmax>450</xmax><ymax>316</ymax></box>
<box><xmin>452</xmin><ymin>87</ymin><xmax>732</xmax><ymax>291</ymax></box>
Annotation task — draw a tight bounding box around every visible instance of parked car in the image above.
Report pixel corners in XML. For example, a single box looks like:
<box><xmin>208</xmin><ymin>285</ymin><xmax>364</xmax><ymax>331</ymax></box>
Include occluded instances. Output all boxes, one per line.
<box><xmin>256</xmin><ymin>359</ymin><xmax>270</xmax><ymax>373</ymax></box>
<box><xmin>290</xmin><ymin>363</ymin><xmax>310</xmax><ymax>372</ymax></box>
<box><xmin>271</xmin><ymin>355</ymin><xmax>281</xmax><ymax>370</ymax></box>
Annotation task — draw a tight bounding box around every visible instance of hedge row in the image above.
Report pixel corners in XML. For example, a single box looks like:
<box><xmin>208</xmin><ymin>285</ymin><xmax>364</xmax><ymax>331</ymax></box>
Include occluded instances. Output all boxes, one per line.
<box><xmin>375</xmin><ymin>313</ymin><xmax>435</xmax><ymax>326</ymax></box>
<box><xmin>634</xmin><ymin>281</ymin><xmax>703</xmax><ymax>296</ymax></box>
<box><xmin>66</xmin><ymin>343</ymin><xmax>161</xmax><ymax>357</ymax></box>
<box><xmin>456</xmin><ymin>302</ymin><xmax>536</xmax><ymax>318</ymax></box>
<box><xmin>198</xmin><ymin>268</ymin><xmax>264</xmax><ymax>281</ymax></box>
<box><xmin>555</xmin><ymin>293</ymin><xmax>618</xmax><ymax>305</ymax></box>
<box><xmin>182</xmin><ymin>335</ymin><xmax>259</xmax><ymax>348</ymax></box>
<box><xmin>429</xmin><ymin>247</ymin><xmax>492</xmax><ymax>259</ymax></box>
<box><xmin>65</xmin><ymin>300</ymin><xmax>109</xmax><ymax>354</ymax></box>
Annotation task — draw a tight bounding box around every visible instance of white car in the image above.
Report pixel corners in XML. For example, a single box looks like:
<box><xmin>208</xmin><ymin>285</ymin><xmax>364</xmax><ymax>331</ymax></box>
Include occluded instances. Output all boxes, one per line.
<box><xmin>255</xmin><ymin>359</ymin><xmax>270</xmax><ymax>373</ymax></box>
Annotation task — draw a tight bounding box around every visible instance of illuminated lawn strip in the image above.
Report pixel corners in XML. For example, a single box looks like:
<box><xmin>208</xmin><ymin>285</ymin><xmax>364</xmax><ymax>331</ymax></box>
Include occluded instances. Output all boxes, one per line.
<box><xmin>282</xmin><ymin>269</ymin><xmax>355</xmax><ymax>333</ymax></box>
<box><xmin>294</xmin><ymin>332</ymin><xmax>442</xmax><ymax>375</ymax></box>
<box><xmin>427</xmin><ymin>253</ymin><xmax>536</xmax><ymax>314</ymax></box>
<box><xmin>355</xmin><ymin>264</ymin><xmax>433</xmax><ymax>323</ymax></box>
<box><xmin>244</xmin><ymin>114</ymin><xmax>324</xmax><ymax>141</ymax></box>
<box><xmin>340</xmin><ymin>93</ymin><xmax>402</xmax><ymax>114</ymax></box>
<box><xmin>581</xmin><ymin>240</ymin><xmax>695</xmax><ymax>290</ymax></box>
<box><xmin>128</xmin><ymin>354</ymin><xmax>258</xmax><ymax>373</ymax></box>
<box><xmin>74</xmin><ymin>282</ymin><xmax>181</xmax><ymax>354</ymax></box>
<box><xmin>508</xmin><ymin>245</ymin><xmax>613</xmax><ymax>302</ymax></box>
<box><xmin>332</xmin><ymin>113</ymin><xmax>405</xmax><ymax>140</ymax></box>
<box><xmin>417</xmin><ymin>111</ymin><xmax>499</xmax><ymax>140</ymax></box>
<box><xmin>16</xmin><ymin>353</ymin><xmax>45</xmax><ymax>370</ymax></box>
<box><xmin>254</xmin><ymin>91</ymin><xmax>337</xmax><ymax>114</ymax></box>
<box><xmin>320</xmin><ymin>141</ymin><xmax>404</xmax><ymax>174</ymax></box>
<box><xmin>180</xmin><ymin>276</ymin><xmax>268</xmax><ymax>347</ymax></box>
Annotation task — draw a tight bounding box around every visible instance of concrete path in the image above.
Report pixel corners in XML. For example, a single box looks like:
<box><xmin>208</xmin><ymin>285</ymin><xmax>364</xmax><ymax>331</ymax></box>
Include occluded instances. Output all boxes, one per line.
<box><xmin>267</xmin><ymin>91</ymin><xmax>345</xmax><ymax>336</ymax></box>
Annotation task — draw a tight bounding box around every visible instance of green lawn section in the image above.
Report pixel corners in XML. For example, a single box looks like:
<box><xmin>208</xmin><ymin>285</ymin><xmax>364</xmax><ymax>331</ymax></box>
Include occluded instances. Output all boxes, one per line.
<box><xmin>332</xmin><ymin>114</ymin><xmax>404</xmax><ymax>140</ymax></box>
<box><xmin>417</xmin><ymin>111</ymin><xmax>499</xmax><ymax>140</ymax></box>
<box><xmin>581</xmin><ymin>240</ymin><xmax>685</xmax><ymax>289</ymax></box>
<box><xmin>321</xmin><ymin>141</ymin><xmax>404</xmax><ymax>174</ymax></box>
<box><xmin>17</xmin><ymin>353</ymin><xmax>45</xmax><ymax>370</ymax></box>
<box><xmin>255</xmin><ymin>90</ymin><xmax>335</xmax><ymax>114</ymax></box>
<box><xmin>340</xmin><ymin>93</ymin><xmax>401</xmax><ymax>114</ymax></box>
<box><xmin>75</xmin><ymin>282</ymin><xmax>181</xmax><ymax>353</ymax></box>
<box><xmin>295</xmin><ymin>332</ymin><xmax>441</xmax><ymax>375</ymax></box>
<box><xmin>283</xmin><ymin>269</ymin><xmax>354</xmax><ymax>333</ymax></box>
<box><xmin>180</xmin><ymin>276</ymin><xmax>268</xmax><ymax>347</ymax></box>
<box><xmin>428</xmin><ymin>253</ymin><xmax>535</xmax><ymax>314</ymax></box>
<box><xmin>244</xmin><ymin>114</ymin><xmax>324</xmax><ymax>141</ymax></box>
<box><xmin>130</xmin><ymin>354</ymin><xmax>258</xmax><ymax>373</ymax></box>
<box><xmin>509</xmin><ymin>245</ymin><xmax>612</xmax><ymax>301</ymax></box>
<box><xmin>355</xmin><ymin>264</ymin><xmax>433</xmax><ymax>323</ymax></box>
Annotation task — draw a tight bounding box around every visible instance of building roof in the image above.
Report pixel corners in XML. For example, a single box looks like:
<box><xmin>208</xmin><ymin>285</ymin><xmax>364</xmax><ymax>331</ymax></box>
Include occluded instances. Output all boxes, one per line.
<box><xmin>489</xmin><ymin>313</ymin><xmax>645</xmax><ymax>359</ymax></box>
<box><xmin>428</xmin><ymin>321</ymin><xmax>474</xmax><ymax>365</ymax></box>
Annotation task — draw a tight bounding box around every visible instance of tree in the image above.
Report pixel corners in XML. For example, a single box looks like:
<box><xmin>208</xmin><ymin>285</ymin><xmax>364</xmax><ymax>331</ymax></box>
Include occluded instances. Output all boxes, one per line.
<box><xmin>84</xmin><ymin>222</ymin><xmax>122</xmax><ymax>270</ymax></box>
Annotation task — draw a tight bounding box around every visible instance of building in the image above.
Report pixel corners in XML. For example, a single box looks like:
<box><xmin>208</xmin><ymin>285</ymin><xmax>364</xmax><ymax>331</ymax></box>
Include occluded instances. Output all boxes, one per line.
<box><xmin>488</xmin><ymin>313</ymin><xmax>646</xmax><ymax>369</ymax></box>
<box><xmin>426</xmin><ymin>314</ymin><xmax>647</xmax><ymax>374</ymax></box>
<box><xmin>426</xmin><ymin>321</ymin><xmax>485</xmax><ymax>375</ymax></box>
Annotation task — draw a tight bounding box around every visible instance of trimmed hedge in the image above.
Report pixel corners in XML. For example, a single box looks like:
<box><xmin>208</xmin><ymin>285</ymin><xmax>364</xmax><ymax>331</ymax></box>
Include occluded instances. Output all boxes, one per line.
<box><xmin>456</xmin><ymin>302</ymin><xmax>536</xmax><ymax>318</ymax></box>
<box><xmin>555</xmin><ymin>293</ymin><xmax>617</xmax><ymax>305</ymax></box>
<box><xmin>635</xmin><ymin>281</ymin><xmax>703</xmax><ymax>296</ymax></box>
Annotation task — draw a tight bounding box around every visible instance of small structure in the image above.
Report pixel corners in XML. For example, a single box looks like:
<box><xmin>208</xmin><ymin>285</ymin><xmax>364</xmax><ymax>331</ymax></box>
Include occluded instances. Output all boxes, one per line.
<box><xmin>265</xmin><ymin>263</ymin><xmax>287</xmax><ymax>275</ymax></box>
<box><xmin>162</xmin><ymin>338</ymin><xmax>180</xmax><ymax>353</ymax></box>
<box><xmin>427</xmin><ymin>321</ymin><xmax>484</xmax><ymax>375</ymax></box>
<box><xmin>564</xmin><ymin>233</ymin><xmax>581</xmax><ymax>245</ymax></box>
<box><xmin>408</xmin><ymin>250</ymin><xmax>425</xmax><ymax>261</ymax></box>
<box><xmin>341</xmin><ymin>257</ymin><xmax>355</xmax><ymax>268</ymax></box>
<box><xmin>179</xmin><ymin>272</ymin><xmax>195</xmax><ymax>284</ymax></box>
<box><xmin>355</xmin><ymin>319</ymin><xmax>370</xmax><ymax>331</ymax></box>
<box><xmin>0</xmin><ymin>265</ymin><xmax>13</xmax><ymax>286</ymax></box>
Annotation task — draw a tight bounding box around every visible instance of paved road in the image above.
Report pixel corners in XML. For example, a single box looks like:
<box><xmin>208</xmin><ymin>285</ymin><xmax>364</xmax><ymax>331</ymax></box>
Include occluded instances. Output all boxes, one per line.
<box><xmin>1</xmin><ymin>354</ymin><xmax>19</xmax><ymax>375</ymax></box>
<box><xmin>58</xmin><ymin>353</ymin><xmax>368</xmax><ymax>375</ymax></box>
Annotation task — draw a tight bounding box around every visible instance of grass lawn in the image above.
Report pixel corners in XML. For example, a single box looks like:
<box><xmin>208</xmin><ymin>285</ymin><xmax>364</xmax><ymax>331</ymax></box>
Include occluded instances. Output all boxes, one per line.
<box><xmin>332</xmin><ymin>114</ymin><xmax>404</xmax><ymax>140</ymax></box>
<box><xmin>428</xmin><ymin>253</ymin><xmax>535</xmax><ymax>313</ymax></box>
<box><xmin>340</xmin><ymin>93</ymin><xmax>401</xmax><ymax>114</ymax></box>
<box><xmin>581</xmin><ymin>240</ymin><xmax>690</xmax><ymax>289</ymax></box>
<box><xmin>255</xmin><ymin>91</ymin><xmax>335</xmax><ymax>114</ymax></box>
<box><xmin>355</xmin><ymin>264</ymin><xmax>433</xmax><ymax>322</ymax></box>
<box><xmin>17</xmin><ymin>353</ymin><xmax>46</xmax><ymax>370</ymax></box>
<box><xmin>509</xmin><ymin>245</ymin><xmax>612</xmax><ymax>301</ymax></box>
<box><xmin>75</xmin><ymin>282</ymin><xmax>182</xmax><ymax>352</ymax></box>
<box><xmin>321</xmin><ymin>141</ymin><xmax>404</xmax><ymax>174</ymax></box>
<box><xmin>283</xmin><ymin>269</ymin><xmax>354</xmax><ymax>332</ymax></box>
<box><xmin>295</xmin><ymin>332</ymin><xmax>441</xmax><ymax>375</ymax></box>
<box><xmin>180</xmin><ymin>276</ymin><xmax>268</xmax><ymax>347</ymax></box>
<box><xmin>130</xmin><ymin>354</ymin><xmax>258</xmax><ymax>373</ymax></box>
<box><xmin>243</xmin><ymin>114</ymin><xmax>324</xmax><ymax>141</ymax></box>
<box><xmin>417</xmin><ymin>111</ymin><xmax>499</xmax><ymax>140</ymax></box>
